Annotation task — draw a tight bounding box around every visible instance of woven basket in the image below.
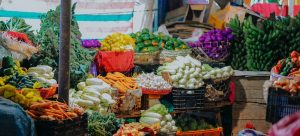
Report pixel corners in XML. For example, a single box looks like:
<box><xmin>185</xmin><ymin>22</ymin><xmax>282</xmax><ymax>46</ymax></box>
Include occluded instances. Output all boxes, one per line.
<box><xmin>159</xmin><ymin>49</ymin><xmax>191</xmax><ymax>64</ymax></box>
<box><xmin>191</xmin><ymin>41</ymin><xmax>230</xmax><ymax>62</ymax></box>
<box><xmin>134</xmin><ymin>51</ymin><xmax>161</xmax><ymax>65</ymax></box>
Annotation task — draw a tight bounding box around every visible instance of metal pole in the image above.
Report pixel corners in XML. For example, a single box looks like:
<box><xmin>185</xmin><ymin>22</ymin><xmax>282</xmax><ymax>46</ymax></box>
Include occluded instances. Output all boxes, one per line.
<box><xmin>58</xmin><ymin>0</ymin><xmax>71</xmax><ymax>103</ymax></box>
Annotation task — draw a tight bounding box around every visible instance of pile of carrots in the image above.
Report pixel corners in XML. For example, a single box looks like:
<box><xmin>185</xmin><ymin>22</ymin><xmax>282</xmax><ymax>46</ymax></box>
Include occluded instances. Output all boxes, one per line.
<box><xmin>97</xmin><ymin>72</ymin><xmax>138</xmax><ymax>93</ymax></box>
<box><xmin>26</xmin><ymin>100</ymin><xmax>84</xmax><ymax>121</ymax></box>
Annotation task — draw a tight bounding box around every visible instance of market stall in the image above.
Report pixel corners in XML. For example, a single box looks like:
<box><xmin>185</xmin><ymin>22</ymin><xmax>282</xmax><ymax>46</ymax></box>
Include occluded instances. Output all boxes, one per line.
<box><xmin>1</xmin><ymin>0</ymin><xmax>300</xmax><ymax>136</ymax></box>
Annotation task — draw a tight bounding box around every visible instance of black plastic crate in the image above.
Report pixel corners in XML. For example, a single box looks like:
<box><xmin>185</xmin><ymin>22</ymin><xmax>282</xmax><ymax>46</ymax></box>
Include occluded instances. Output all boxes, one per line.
<box><xmin>266</xmin><ymin>87</ymin><xmax>300</xmax><ymax>124</ymax></box>
<box><xmin>35</xmin><ymin>113</ymin><xmax>88</xmax><ymax>136</ymax></box>
<box><xmin>172</xmin><ymin>87</ymin><xmax>206</xmax><ymax>110</ymax></box>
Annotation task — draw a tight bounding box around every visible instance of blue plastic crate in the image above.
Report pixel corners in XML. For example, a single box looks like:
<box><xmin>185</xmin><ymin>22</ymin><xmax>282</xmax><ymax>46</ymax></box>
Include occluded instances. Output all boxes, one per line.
<box><xmin>266</xmin><ymin>87</ymin><xmax>300</xmax><ymax>124</ymax></box>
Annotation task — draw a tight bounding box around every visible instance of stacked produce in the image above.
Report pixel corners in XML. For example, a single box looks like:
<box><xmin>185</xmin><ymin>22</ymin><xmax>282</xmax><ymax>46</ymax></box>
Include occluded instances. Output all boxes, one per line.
<box><xmin>0</xmin><ymin>30</ymin><xmax>38</xmax><ymax>61</ymax></box>
<box><xmin>139</xmin><ymin>104</ymin><xmax>168</xmax><ymax>125</ymax></box>
<box><xmin>190</xmin><ymin>28</ymin><xmax>233</xmax><ymax>61</ymax></box>
<box><xmin>202</xmin><ymin>64</ymin><xmax>234</xmax><ymax>80</ymax></box>
<box><xmin>70</xmin><ymin>77</ymin><xmax>115</xmax><ymax>113</ymax></box>
<box><xmin>0</xmin><ymin>56</ymin><xmax>51</xmax><ymax>89</ymax></box>
<box><xmin>157</xmin><ymin>55</ymin><xmax>204</xmax><ymax>89</ymax></box>
<box><xmin>114</xmin><ymin>123</ymin><xmax>158</xmax><ymax>136</ymax></box>
<box><xmin>0</xmin><ymin>56</ymin><xmax>26</xmax><ymax>76</ymax></box>
<box><xmin>34</xmin><ymin>4</ymin><xmax>95</xmax><ymax>87</ymax></box>
<box><xmin>81</xmin><ymin>39</ymin><xmax>101</xmax><ymax>48</ymax></box>
<box><xmin>0</xmin><ymin>17</ymin><xmax>37</xmax><ymax>45</ymax></box>
<box><xmin>227</xmin><ymin>16</ymin><xmax>248</xmax><ymax>70</ymax></box>
<box><xmin>175</xmin><ymin>114</ymin><xmax>214</xmax><ymax>131</ymax></box>
<box><xmin>159</xmin><ymin>114</ymin><xmax>178</xmax><ymax>134</ymax></box>
<box><xmin>101</xmin><ymin>33</ymin><xmax>135</xmax><ymax>52</ymax></box>
<box><xmin>27</xmin><ymin>65</ymin><xmax>57</xmax><ymax>86</ymax></box>
<box><xmin>26</xmin><ymin>100</ymin><xmax>84</xmax><ymax>121</ymax></box>
<box><xmin>130</xmin><ymin>28</ymin><xmax>189</xmax><ymax>52</ymax></box>
<box><xmin>136</xmin><ymin>73</ymin><xmax>172</xmax><ymax>91</ymax></box>
<box><xmin>0</xmin><ymin>85</ymin><xmax>43</xmax><ymax>108</ymax></box>
<box><xmin>243</xmin><ymin>17</ymin><xmax>280</xmax><ymax>71</ymax></box>
<box><xmin>272</xmin><ymin>51</ymin><xmax>300</xmax><ymax>93</ymax></box>
<box><xmin>88</xmin><ymin>112</ymin><xmax>123</xmax><ymax>136</ymax></box>
<box><xmin>97</xmin><ymin>72</ymin><xmax>138</xmax><ymax>93</ymax></box>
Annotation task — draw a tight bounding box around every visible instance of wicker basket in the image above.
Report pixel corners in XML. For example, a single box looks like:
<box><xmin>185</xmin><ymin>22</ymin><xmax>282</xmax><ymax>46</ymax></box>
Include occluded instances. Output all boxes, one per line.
<box><xmin>191</xmin><ymin>41</ymin><xmax>230</xmax><ymax>62</ymax></box>
<box><xmin>134</xmin><ymin>51</ymin><xmax>161</xmax><ymax>65</ymax></box>
<box><xmin>159</xmin><ymin>49</ymin><xmax>191</xmax><ymax>64</ymax></box>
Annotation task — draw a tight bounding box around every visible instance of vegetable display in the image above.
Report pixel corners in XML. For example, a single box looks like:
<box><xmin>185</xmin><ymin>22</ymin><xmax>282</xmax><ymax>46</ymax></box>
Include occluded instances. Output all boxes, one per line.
<box><xmin>243</xmin><ymin>17</ymin><xmax>280</xmax><ymax>71</ymax></box>
<box><xmin>130</xmin><ymin>28</ymin><xmax>189</xmax><ymax>52</ymax></box>
<box><xmin>97</xmin><ymin>72</ymin><xmax>138</xmax><ymax>93</ymax></box>
<box><xmin>0</xmin><ymin>85</ymin><xmax>43</xmax><ymax>108</ymax></box>
<box><xmin>272</xmin><ymin>51</ymin><xmax>300</xmax><ymax>77</ymax></box>
<box><xmin>139</xmin><ymin>104</ymin><xmax>168</xmax><ymax>125</ymax></box>
<box><xmin>26</xmin><ymin>100</ymin><xmax>84</xmax><ymax>121</ymax></box>
<box><xmin>70</xmin><ymin>77</ymin><xmax>116</xmax><ymax>113</ymax></box>
<box><xmin>34</xmin><ymin>4</ymin><xmax>95</xmax><ymax>88</ymax></box>
<box><xmin>272</xmin><ymin>51</ymin><xmax>300</xmax><ymax>93</ymax></box>
<box><xmin>88</xmin><ymin>112</ymin><xmax>123</xmax><ymax>136</ymax></box>
<box><xmin>227</xmin><ymin>16</ymin><xmax>248</xmax><ymax>70</ymax></box>
<box><xmin>160</xmin><ymin>114</ymin><xmax>178</xmax><ymax>134</ymax></box>
<box><xmin>157</xmin><ymin>55</ymin><xmax>204</xmax><ymax>89</ymax></box>
<box><xmin>114</xmin><ymin>123</ymin><xmax>158</xmax><ymax>136</ymax></box>
<box><xmin>81</xmin><ymin>39</ymin><xmax>101</xmax><ymax>48</ymax></box>
<box><xmin>136</xmin><ymin>73</ymin><xmax>171</xmax><ymax>90</ymax></box>
<box><xmin>202</xmin><ymin>64</ymin><xmax>234</xmax><ymax>80</ymax></box>
<box><xmin>100</xmin><ymin>33</ymin><xmax>135</xmax><ymax>52</ymax></box>
<box><xmin>130</xmin><ymin>28</ymin><xmax>160</xmax><ymax>53</ymax></box>
<box><xmin>27</xmin><ymin>65</ymin><xmax>57</xmax><ymax>86</ymax></box>
<box><xmin>190</xmin><ymin>28</ymin><xmax>233</xmax><ymax>60</ymax></box>
<box><xmin>175</xmin><ymin>114</ymin><xmax>214</xmax><ymax>131</ymax></box>
<box><xmin>0</xmin><ymin>17</ymin><xmax>37</xmax><ymax>45</ymax></box>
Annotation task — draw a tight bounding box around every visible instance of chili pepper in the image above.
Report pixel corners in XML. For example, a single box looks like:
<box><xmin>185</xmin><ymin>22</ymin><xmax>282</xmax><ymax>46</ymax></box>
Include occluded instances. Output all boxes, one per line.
<box><xmin>273</xmin><ymin>66</ymin><xmax>280</xmax><ymax>74</ymax></box>
<box><xmin>290</xmin><ymin>50</ymin><xmax>300</xmax><ymax>58</ymax></box>
<box><xmin>292</xmin><ymin>57</ymin><xmax>298</xmax><ymax>63</ymax></box>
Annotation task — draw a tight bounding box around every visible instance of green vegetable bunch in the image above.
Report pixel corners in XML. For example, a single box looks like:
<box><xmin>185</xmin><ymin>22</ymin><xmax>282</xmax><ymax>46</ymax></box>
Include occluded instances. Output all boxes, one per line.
<box><xmin>33</xmin><ymin>3</ymin><xmax>95</xmax><ymax>87</ymax></box>
<box><xmin>243</xmin><ymin>17</ymin><xmax>280</xmax><ymax>71</ymax></box>
<box><xmin>130</xmin><ymin>28</ymin><xmax>188</xmax><ymax>52</ymax></box>
<box><xmin>227</xmin><ymin>16</ymin><xmax>247</xmax><ymax>70</ymax></box>
<box><xmin>88</xmin><ymin>112</ymin><xmax>124</xmax><ymax>136</ymax></box>
<box><xmin>175</xmin><ymin>114</ymin><xmax>214</xmax><ymax>132</ymax></box>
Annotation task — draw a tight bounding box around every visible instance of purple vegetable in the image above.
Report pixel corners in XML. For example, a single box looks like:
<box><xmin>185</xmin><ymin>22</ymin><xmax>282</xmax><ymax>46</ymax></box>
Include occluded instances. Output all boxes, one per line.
<box><xmin>81</xmin><ymin>39</ymin><xmax>101</xmax><ymax>48</ymax></box>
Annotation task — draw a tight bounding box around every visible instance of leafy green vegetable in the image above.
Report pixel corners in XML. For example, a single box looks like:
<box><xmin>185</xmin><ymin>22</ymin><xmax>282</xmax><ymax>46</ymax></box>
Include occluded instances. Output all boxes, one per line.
<box><xmin>88</xmin><ymin>112</ymin><xmax>124</xmax><ymax>136</ymax></box>
<box><xmin>30</xmin><ymin>3</ymin><xmax>95</xmax><ymax>87</ymax></box>
<box><xmin>145</xmin><ymin>104</ymin><xmax>168</xmax><ymax>116</ymax></box>
<box><xmin>175</xmin><ymin>114</ymin><xmax>215</xmax><ymax>132</ymax></box>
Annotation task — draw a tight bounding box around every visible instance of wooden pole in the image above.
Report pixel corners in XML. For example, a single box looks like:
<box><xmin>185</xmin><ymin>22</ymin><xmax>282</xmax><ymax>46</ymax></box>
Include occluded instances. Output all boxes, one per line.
<box><xmin>58</xmin><ymin>0</ymin><xmax>71</xmax><ymax>103</ymax></box>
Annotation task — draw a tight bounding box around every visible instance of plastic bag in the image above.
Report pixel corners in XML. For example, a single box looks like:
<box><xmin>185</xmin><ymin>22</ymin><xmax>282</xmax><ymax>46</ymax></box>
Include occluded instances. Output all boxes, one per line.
<box><xmin>94</xmin><ymin>51</ymin><xmax>134</xmax><ymax>73</ymax></box>
<box><xmin>0</xmin><ymin>32</ymin><xmax>38</xmax><ymax>61</ymax></box>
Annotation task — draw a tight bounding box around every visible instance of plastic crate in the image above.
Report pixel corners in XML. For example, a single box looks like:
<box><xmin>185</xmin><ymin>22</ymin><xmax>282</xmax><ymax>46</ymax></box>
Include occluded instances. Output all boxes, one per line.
<box><xmin>266</xmin><ymin>87</ymin><xmax>300</xmax><ymax>123</ymax></box>
<box><xmin>176</xmin><ymin>127</ymin><xmax>223</xmax><ymax>136</ymax></box>
<box><xmin>35</xmin><ymin>113</ymin><xmax>88</xmax><ymax>136</ymax></box>
<box><xmin>172</xmin><ymin>88</ymin><xmax>206</xmax><ymax>110</ymax></box>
